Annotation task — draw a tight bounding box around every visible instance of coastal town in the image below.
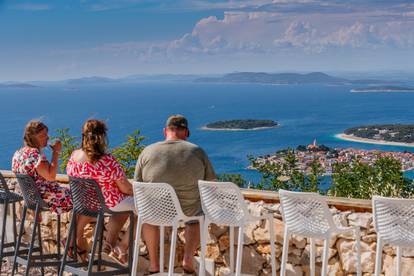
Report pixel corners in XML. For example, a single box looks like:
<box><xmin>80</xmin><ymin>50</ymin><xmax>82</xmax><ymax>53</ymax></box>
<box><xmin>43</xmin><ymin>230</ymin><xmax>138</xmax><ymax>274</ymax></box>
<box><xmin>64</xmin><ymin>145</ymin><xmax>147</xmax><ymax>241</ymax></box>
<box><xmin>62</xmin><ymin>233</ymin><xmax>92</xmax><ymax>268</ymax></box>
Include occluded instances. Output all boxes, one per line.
<box><xmin>255</xmin><ymin>139</ymin><xmax>414</xmax><ymax>175</ymax></box>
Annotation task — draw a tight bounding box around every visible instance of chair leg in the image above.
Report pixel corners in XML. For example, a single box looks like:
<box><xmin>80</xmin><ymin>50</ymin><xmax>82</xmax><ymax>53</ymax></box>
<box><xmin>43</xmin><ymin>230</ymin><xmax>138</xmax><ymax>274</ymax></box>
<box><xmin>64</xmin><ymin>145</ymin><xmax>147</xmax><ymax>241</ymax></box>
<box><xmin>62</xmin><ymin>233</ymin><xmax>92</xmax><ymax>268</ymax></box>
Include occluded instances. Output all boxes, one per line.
<box><xmin>230</xmin><ymin>226</ymin><xmax>234</xmax><ymax>273</ymax></box>
<box><xmin>97</xmin><ymin>216</ymin><xmax>104</xmax><ymax>272</ymax></box>
<box><xmin>25</xmin><ymin>205</ymin><xmax>40</xmax><ymax>276</ymax></box>
<box><xmin>267</xmin><ymin>216</ymin><xmax>276</xmax><ymax>276</ymax></box>
<box><xmin>235</xmin><ymin>225</ymin><xmax>244</xmax><ymax>276</ymax></box>
<box><xmin>310</xmin><ymin>238</ymin><xmax>315</xmax><ymax>276</ymax></box>
<box><xmin>12</xmin><ymin>203</ymin><xmax>18</xmax><ymax>249</ymax></box>
<box><xmin>354</xmin><ymin>228</ymin><xmax>361</xmax><ymax>276</ymax></box>
<box><xmin>88</xmin><ymin>213</ymin><xmax>104</xmax><ymax>274</ymax></box>
<box><xmin>199</xmin><ymin>217</ymin><xmax>207</xmax><ymax>276</ymax></box>
<box><xmin>0</xmin><ymin>201</ymin><xmax>9</xmax><ymax>273</ymax></box>
<box><xmin>12</xmin><ymin>206</ymin><xmax>27</xmax><ymax>276</ymax></box>
<box><xmin>374</xmin><ymin>237</ymin><xmax>383</xmax><ymax>276</ymax></box>
<box><xmin>57</xmin><ymin>215</ymin><xmax>61</xmax><ymax>259</ymax></box>
<box><xmin>280</xmin><ymin>227</ymin><xmax>290</xmax><ymax>276</ymax></box>
<box><xmin>37</xmin><ymin>219</ymin><xmax>45</xmax><ymax>276</ymax></box>
<box><xmin>160</xmin><ymin>225</ymin><xmax>165</xmax><ymax>273</ymax></box>
<box><xmin>131</xmin><ymin>216</ymin><xmax>142</xmax><ymax>276</ymax></box>
<box><xmin>128</xmin><ymin>213</ymin><xmax>134</xmax><ymax>274</ymax></box>
<box><xmin>168</xmin><ymin>224</ymin><xmax>178</xmax><ymax>276</ymax></box>
<box><xmin>321</xmin><ymin>238</ymin><xmax>329</xmax><ymax>276</ymax></box>
<box><xmin>396</xmin><ymin>246</ymin><xmax>402</xmax><ymax>276</ymax></box>
<box><xmin>58</xmin><ymin>215</ymin><xmax>76</xmax><ymax>276</ymax></box>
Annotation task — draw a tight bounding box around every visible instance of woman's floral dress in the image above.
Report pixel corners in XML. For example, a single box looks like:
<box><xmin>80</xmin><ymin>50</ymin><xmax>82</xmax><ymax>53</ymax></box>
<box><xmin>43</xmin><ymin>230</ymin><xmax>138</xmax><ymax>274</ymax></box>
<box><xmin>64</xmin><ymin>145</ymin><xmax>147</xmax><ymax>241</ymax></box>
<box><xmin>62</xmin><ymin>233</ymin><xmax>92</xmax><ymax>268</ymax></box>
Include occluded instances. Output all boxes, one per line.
<box><xmin>66</xmin><ymin>154</ymin><xmax>127</xmax><ymax>208</ymax></box>
<box><xmin>12</xmin><ymin>146</ymin><xmax>72</xmax><ymax>214</ymax></box>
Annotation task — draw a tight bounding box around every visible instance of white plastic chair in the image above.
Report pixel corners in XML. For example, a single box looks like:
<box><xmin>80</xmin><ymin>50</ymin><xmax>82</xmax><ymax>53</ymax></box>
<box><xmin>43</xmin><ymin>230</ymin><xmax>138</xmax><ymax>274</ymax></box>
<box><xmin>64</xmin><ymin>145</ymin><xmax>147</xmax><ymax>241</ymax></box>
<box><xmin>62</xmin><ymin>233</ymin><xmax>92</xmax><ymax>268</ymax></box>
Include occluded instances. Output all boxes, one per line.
<box><xmin>372</xmin><ymin>196</ymin><xmax>414</xmax><ymax>276</ymax></box>
<box><xmin>279</xmin><ymin>190</ymin><xmax>361</xmax><ymax>276</ymax></box>
<box><xmin>198</xmin><ymin>180</ymin><xmax>276</xmax><ymax>276</ymax></box>
<box><xmin>131</xmin><ymin>182</ymin><xmax>205</xmax><ymax>276</ymax></box>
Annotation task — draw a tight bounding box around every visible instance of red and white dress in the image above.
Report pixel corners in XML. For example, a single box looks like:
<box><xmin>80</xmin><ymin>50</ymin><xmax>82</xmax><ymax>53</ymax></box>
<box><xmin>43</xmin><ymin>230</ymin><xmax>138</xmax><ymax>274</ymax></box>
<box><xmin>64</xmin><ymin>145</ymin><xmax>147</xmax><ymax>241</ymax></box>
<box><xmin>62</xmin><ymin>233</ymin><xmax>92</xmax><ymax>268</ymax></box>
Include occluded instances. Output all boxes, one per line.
<box><xmin>12</xmin><ymin>146</ymin><xmax>73</xmax><ymax>214</ymax></box>
<box><xmin>66</xmin><ymin>154</ymin><xmax>128</xmax><ymax>208</ymax></box>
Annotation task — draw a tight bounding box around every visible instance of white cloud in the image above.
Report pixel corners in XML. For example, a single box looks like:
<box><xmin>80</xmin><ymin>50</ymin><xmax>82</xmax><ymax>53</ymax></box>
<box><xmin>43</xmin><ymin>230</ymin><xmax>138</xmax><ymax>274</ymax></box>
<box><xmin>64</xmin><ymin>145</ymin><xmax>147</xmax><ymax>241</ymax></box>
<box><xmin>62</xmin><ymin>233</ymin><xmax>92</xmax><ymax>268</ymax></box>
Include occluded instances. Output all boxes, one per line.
<box><xmin>10</xmin><ymin>3</ymin><xmax>51</xmax><ymax>11</ymax></box>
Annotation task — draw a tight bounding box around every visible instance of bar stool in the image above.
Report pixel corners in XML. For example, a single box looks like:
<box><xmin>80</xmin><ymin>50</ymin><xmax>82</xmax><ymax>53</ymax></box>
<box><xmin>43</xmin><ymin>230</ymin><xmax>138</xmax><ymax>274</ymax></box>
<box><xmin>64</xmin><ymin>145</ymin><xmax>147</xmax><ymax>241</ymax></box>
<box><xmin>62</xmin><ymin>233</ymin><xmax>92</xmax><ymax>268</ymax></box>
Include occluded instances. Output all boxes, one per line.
<box><xmin>279</xmin><ymin>189</ymin><xmax>361</xmax><ymax>276</ymax></box>
<box><xmin>198</xmin><ymin>180</ymin><xmax>277</xmax><ymax>276</ymax></box>
<box><xmin>131</xmin><ymin>182</ymin><xmax>205</xmax><ymax>276</ymax></box>
<box><xmin>372</xmin><ymin>196</ymin><xmax>414</xmax><ymax>276</ymax></box>
<box><xmin>59</xmin><ymin>177</ymin><xmax>134</xmax><ymax>276</ymax></box>
<box><xmin>0</xmin><ymin>172</ymin><xmax>24</xmax><ymax>272</ymax></box>
<box><xmin>12</xmin><ymin>174</ymin><xmax>63</xmax><ymax>276</ymax></box>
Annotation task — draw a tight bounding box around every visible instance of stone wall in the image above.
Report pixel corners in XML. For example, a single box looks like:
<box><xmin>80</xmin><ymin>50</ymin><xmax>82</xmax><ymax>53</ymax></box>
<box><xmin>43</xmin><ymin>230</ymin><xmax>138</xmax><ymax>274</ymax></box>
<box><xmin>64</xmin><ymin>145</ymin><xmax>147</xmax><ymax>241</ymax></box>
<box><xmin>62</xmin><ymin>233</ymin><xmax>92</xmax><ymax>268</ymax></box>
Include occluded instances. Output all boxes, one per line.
<box><xmin>4</xmin><ymin>176</ymin><xmax>414</xmax><ymax>276</ymax></box>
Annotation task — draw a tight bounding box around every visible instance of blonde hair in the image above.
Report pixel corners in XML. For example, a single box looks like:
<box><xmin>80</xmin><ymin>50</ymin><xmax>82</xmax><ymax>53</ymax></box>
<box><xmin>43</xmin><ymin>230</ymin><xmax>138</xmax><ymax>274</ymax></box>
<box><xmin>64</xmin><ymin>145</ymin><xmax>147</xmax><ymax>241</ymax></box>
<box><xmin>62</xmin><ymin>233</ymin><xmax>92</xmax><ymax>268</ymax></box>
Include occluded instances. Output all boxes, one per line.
<box><xmin>23</xmin><ymin>120</ymin><xmax>48</xmax><ymax>148</ymax></box>
<box><xmin>82</xmin><ymin>119</ymin><xmax>108</xmax><ymax>163</ymax></box>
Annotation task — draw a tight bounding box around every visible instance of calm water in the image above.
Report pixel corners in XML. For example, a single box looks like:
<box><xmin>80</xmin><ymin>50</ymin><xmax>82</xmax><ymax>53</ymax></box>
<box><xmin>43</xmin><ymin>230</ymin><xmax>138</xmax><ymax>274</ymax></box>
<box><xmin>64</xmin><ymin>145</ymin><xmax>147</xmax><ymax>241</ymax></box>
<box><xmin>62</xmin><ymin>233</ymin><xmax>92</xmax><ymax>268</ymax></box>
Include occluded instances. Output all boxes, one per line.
<box><xmin>1</xmin><ymin>82</ymin><xmax>414</xmax><ymax>183</ymax></box>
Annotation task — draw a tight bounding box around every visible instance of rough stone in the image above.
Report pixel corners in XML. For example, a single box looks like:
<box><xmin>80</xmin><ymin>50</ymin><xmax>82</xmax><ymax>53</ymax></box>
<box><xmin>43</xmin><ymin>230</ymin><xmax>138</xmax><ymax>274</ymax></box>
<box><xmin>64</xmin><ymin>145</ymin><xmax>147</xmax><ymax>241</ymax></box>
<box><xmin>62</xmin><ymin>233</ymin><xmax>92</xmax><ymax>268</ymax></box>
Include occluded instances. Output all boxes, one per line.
<box><xmin>347</xmin><ymin>213</ymin><xmax>372</xmax><ymax>229</ymax></box>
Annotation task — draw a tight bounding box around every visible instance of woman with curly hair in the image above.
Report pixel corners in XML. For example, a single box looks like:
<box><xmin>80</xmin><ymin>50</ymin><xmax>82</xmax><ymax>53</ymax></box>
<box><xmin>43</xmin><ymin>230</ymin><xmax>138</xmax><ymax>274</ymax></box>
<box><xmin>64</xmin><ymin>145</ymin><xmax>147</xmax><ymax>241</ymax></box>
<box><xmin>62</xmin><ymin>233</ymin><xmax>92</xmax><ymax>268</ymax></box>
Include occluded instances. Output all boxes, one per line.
<box><xmin>67</xmin><ymin>119</ymin><xmax>134</xmax><ymax>265</ymax></box>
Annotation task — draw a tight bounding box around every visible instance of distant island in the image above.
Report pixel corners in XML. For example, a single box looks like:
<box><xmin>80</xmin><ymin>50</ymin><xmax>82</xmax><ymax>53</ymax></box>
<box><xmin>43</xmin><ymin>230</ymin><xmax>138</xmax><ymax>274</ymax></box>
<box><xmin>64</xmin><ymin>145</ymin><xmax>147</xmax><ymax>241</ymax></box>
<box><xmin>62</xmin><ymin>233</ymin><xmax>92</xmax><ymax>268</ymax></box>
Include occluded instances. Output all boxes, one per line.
<box><xmin>0</xmin><ymin>83</ymin><xmax>38</xmax><ymax>88</ymax></box>
<box><xmin>203</xmin><ymin>119</ymin><xmax>278</xmax><ymax>131</ymax></box>
<box><xmin>351</xmin><ymin>86</ymin><xmax>414</xmax><ymax>93</ymax></box>
<box><xmin>337</xmin><ymin>124</ymin><xmax>414</xmax><ymax>147</ymax></box>
<box><xmin>195</xmin><ymin>72</ymin><xmax>398</xmax><ymax>85</ymax></box>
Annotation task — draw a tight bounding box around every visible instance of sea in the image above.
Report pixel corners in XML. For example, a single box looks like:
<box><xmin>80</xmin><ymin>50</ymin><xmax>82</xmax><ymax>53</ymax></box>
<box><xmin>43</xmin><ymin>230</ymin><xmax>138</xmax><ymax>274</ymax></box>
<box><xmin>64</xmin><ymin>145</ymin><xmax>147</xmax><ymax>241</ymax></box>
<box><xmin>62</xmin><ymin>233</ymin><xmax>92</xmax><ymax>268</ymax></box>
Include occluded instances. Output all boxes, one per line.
<box><xmin>1</xmin><ymin>81</ymin><xmax>414</xmax><ymax>185</ymax></box>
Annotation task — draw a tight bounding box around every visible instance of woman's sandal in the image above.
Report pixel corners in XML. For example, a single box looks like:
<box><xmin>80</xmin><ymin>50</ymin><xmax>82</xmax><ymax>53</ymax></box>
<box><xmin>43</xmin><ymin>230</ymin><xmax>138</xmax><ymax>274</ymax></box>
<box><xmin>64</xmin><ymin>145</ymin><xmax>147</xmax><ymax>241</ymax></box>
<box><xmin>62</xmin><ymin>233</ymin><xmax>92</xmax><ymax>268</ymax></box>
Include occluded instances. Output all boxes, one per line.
<box><xmin>109</xmin><ymin>245</ymin><xmax>128</xmax><ymax>266</ymax></box>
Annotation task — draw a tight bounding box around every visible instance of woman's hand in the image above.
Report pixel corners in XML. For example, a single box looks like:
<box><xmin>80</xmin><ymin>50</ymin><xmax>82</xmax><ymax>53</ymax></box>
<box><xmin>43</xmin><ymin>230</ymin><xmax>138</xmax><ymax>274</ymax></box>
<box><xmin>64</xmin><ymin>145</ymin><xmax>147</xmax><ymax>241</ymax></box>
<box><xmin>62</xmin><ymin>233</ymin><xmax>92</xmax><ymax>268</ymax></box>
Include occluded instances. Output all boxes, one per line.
<box><xmin>115</xmin><ymin>177</ymin><xmax>133</xmax><ymax>195</ymax></box>
<box><xmin>50</xmin><ymin>140</ymin><xmax>62</xmax><ymax>153</ymax></box>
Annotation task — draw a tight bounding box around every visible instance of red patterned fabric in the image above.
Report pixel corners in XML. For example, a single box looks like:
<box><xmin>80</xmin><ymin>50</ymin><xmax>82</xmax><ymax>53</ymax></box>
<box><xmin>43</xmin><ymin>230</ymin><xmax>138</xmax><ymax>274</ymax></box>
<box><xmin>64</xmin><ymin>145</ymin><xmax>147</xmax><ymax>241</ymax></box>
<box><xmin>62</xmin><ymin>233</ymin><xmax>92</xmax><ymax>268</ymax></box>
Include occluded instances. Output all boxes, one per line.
<box><xmin>12</xmin><ymin>146</ymin><xmax>72</xmax><ymax>214</ymax></box>
<box><xmin>66</xmin><ymin>154</ymin><xmax>127</xmax><ymax>208</ymax></box>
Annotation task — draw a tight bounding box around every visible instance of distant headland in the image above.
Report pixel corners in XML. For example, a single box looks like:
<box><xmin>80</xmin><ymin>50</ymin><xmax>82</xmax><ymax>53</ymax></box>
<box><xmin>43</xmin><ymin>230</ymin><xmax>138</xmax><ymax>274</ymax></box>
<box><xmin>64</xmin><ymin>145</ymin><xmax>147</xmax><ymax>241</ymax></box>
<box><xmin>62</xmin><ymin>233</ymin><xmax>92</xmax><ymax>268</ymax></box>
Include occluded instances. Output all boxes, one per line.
<box><xmin>337</xmin><ymin>124</ymin><xmax>414</xmax><ymax>147</ymax></box>
<box><xmin>350</xmin><ymin>86</ymin><xmax>414</xmax><ymax>93</ymax></box>
<box><xmin>202</xmin><ymin>119</ymin><xmax>278</xmax><ymax>131</ymax></box>
<box><xmin>195</xmin><ymin>72</ymin><xmax>399</xmax><ymax>86</ymax></box>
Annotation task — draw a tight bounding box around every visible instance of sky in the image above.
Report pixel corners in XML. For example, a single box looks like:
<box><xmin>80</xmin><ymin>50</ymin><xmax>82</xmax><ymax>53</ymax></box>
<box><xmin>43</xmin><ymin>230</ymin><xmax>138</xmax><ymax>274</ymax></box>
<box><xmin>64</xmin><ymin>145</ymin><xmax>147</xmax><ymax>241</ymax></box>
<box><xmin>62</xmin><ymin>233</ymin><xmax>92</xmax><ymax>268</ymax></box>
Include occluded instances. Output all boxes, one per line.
<box><xmin>1</xmin><ymin>0</ymin><xmax>414</xmax><ymax>81</ymax></box>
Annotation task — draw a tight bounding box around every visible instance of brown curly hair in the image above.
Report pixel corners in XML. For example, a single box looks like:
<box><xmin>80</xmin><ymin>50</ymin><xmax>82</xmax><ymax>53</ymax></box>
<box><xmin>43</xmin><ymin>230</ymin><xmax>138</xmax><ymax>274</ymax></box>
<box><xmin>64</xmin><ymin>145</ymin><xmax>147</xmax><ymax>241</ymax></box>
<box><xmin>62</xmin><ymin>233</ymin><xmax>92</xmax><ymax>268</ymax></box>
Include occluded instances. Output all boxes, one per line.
<box><xmin>24</xmin><ymin>120</ymin><xmax>48</xmax><ymax>148</ymax></box>
<box><xmin>82</xmin><ymin>119</ymin><xmax>108</xmax><ymax>163</ymax></box>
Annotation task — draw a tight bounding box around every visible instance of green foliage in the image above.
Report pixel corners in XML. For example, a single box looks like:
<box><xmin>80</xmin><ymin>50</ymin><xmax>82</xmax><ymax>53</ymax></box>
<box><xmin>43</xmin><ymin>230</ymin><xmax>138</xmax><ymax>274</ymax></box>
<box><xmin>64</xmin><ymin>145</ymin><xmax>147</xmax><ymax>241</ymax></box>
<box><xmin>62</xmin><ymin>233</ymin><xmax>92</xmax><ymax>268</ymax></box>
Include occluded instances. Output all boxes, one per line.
<box><xmin>250</xmin><ymin>149</ymin><xmax>411</xmax><ymax>199</ymax></box>
<box><xmin>53</xmin><ymin>128</ymin><xmax>145</xmax><ymax>178</ymax></box>
<box><xmin>51</xmin><ymin>128</ymin><xmax>80</xmax><ymax>174</ymax></box>
<box><xmin>249</xmin><ymin>148</ymin><xmax>324</xmax><ymax>192</ymax></box>
<box><xmin>110</xmin><ymin>130</ymin><xmax>145</xmax><ymax>179</ymax></box>
<box><xmin>217</xmin><ymin>173</ymin><xmax>248</xmax><ymax>187</ymax></box>
<box><xmin>328</xmin><ymin>156</ymin><xmax>411</xmax><ymax>199</ymax></box>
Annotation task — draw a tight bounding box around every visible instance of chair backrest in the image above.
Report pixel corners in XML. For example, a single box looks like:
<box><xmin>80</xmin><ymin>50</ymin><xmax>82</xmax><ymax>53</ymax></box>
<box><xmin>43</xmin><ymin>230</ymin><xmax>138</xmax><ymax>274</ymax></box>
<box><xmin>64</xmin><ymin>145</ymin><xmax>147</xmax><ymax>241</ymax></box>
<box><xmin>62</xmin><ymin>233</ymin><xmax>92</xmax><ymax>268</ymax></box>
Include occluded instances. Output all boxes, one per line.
<box><xmin>198</xmin><ymin>180</ymin><xmax>249</xmax><ymax>226</ymax></box>
<box><xmin>15</xmin><ymin>174</ymin><xmax>48</xmax><ymax>210</ymax></box>
<box><xmin>132</xmin><ymin>182</ymin><xmax>184</xmax><ymax>226</ymax></box>
<box><xmin>279</xmin><ymin>189</ymin><xmax>334</xmax><ymax>238</ymax></box>
<box><xmin>0</xmin><ymin>172</ymin><xmax>11</xmax><ymax>194</ymax></box>
<box><xmin>372</xmin><ymin>196</ymin><xmax>414</xmax><ymax>247</ymax></box>
<box><xmin>69</xmin><ymin>177</ymin><xmax>108</xmax><ymax>217</ymax></box>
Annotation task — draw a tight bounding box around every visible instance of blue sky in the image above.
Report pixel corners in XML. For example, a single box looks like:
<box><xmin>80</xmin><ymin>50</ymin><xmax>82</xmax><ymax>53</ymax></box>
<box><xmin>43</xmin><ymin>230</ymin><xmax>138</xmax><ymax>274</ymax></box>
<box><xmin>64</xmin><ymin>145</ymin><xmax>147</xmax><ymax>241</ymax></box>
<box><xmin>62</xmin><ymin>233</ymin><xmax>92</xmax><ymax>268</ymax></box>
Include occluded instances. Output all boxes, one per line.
<box><xmin>1</xmin><ymin>0</ymin><xmax>414</xmax><ymax>81</ymax></box>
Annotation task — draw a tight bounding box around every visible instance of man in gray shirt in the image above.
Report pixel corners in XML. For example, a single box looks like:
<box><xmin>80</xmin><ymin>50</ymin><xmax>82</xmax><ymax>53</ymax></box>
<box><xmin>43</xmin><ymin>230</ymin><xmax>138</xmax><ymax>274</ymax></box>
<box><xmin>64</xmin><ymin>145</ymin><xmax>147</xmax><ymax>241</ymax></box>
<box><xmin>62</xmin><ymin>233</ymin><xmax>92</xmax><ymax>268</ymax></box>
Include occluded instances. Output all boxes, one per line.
<box><xmin>134</xmin><ymin>114</ymin><xmax>216</xmax><ymax>273</ymax></box>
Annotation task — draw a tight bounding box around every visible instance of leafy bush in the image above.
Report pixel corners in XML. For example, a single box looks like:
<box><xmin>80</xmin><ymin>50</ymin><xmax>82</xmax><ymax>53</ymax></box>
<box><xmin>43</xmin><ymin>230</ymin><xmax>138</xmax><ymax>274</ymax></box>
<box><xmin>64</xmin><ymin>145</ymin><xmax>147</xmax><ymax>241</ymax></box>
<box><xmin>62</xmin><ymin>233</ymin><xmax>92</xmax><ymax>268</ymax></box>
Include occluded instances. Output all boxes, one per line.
<box><xmin>111</xmin><ymin>130</ymin><xmax>145</xmax><ymax>178</ymax></box>
<box><xmin>52</xmin><ymin>128</ymin><xmax>80</xmax><ymax>174</ymax></box>
<box><xmin>217</xmin><ymin>173</ymin><xmax>248</xmax><ymax>187</ymax></box>
<box><xmin>249</xmin><ymin>149</ymin><xmax>411</xmax><ymax>199</ymax></box>
<box><xmin>249</xmin><ymin>148</ymin><xmax>324</xmax><ymax>192</ymax></box>
<box><xmin>52</xmin><ymin>128</ymin><xmax>145</xmax><ymax>178</ymax></box>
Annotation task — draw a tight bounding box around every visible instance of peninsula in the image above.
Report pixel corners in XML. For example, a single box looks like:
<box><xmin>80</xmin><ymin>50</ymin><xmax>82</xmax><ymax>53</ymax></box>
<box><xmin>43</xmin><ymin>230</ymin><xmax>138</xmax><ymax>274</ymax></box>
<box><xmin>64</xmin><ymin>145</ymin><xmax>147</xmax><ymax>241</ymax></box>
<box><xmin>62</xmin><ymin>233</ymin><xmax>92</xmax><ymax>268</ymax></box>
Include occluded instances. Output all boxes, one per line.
<box><xmin>203</xmin><ymin>119</ymin><xmax>278</xmax><ymax>131</ymax></box>
<box><xmin>195</xmin><ymin>72</ymin><xmax>398</xmax><ymax>85</ymax></box>
<box><xmin>351</xmin><ymin>86</ymin><xmax>414</xmax><ymax>93</ymax></box>
<box><xmin>337</xmin><ymin>124</ymin><xmax>414</xmax><ymax>147</ymax></box>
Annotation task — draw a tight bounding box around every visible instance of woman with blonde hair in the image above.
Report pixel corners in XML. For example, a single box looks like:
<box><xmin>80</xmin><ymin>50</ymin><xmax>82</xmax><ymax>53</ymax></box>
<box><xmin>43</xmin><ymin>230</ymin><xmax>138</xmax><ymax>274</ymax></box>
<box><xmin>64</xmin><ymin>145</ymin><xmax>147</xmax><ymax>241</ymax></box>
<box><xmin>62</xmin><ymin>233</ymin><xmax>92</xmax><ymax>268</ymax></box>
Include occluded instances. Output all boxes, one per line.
<box><xmin>12</xmin><ymin>119</ymin><xmax>90</xmax><ymax>260</ymax></box>
<box><xmin>12</xmin><ymin>120</ymin><xmax>72</xmax><ymax>213</ymax></box>
<box><xmin>67</xmin><ymin>119</ymin><xmax>134</xmax><ymax>265</ymax></box>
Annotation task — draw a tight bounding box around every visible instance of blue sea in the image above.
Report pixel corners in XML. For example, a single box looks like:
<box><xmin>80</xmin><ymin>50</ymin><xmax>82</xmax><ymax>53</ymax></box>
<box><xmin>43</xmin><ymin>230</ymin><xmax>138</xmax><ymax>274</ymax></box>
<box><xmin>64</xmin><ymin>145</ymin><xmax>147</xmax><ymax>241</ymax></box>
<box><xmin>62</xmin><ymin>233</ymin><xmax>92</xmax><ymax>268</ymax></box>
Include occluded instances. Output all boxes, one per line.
<box><xmin>1</xmin><ymin>82</ymin><xmax>414</xmax><ymax>184</ymax></box>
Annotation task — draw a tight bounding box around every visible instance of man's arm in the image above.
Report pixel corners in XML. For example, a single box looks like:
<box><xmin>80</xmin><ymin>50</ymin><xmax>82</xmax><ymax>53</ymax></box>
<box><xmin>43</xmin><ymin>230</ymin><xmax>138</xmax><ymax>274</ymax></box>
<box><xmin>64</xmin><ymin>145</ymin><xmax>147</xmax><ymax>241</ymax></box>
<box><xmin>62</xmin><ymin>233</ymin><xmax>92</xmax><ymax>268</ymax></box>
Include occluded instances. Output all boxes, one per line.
<box><xmin>133</xmin><ymin>154</ymin><xmax>144</xmax><ymax>181</ymax></box>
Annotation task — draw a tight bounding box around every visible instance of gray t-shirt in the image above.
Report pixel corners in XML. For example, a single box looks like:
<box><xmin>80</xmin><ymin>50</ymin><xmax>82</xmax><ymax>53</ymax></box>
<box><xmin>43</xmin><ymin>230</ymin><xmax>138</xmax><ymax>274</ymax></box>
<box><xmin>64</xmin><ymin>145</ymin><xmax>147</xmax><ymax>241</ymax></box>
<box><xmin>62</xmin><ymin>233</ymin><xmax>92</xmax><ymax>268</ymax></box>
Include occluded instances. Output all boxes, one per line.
<box><xmin>134</xmin><ymin>139</ymin><xmax>216</xmax><ymax>216</ymax></box>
